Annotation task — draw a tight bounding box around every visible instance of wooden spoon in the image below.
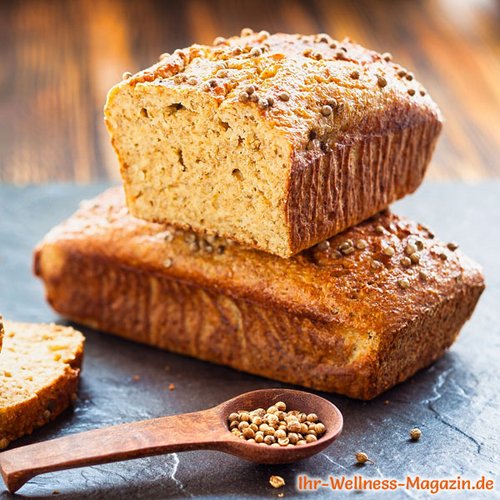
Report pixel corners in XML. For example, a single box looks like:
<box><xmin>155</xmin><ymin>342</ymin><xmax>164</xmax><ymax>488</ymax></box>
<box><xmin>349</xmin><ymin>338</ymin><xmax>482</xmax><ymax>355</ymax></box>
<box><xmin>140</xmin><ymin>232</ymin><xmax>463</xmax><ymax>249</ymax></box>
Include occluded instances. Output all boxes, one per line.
<box><xmin>0</xmin><ymin>388</ymin><xmax>343</xmax><ymax>493</ymax></box>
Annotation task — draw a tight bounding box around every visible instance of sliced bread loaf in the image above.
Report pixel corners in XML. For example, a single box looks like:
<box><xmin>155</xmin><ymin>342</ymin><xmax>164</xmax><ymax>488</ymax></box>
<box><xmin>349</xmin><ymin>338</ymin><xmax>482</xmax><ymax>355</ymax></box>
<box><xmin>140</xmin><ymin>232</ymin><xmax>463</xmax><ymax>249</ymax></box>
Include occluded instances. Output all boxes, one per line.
<box><xmin>0</xmin><ymin>321</ymin><xmax>84</xmax><ymax>449</ymax></box>
<box><xmin>105</xmin><ymin>30</ymin><xmax>442</xmax><ymax>257</ymax></box>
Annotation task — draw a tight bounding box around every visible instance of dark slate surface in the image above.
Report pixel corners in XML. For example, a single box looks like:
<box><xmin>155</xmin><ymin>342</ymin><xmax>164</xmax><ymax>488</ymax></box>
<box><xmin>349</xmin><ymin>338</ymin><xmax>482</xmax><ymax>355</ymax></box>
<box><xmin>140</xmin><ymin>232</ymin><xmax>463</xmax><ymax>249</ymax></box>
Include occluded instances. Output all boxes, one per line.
<box><xmin>0</xmin><ymin>183</ymin><xmax>498</xmax><ymax>499</ymax></box>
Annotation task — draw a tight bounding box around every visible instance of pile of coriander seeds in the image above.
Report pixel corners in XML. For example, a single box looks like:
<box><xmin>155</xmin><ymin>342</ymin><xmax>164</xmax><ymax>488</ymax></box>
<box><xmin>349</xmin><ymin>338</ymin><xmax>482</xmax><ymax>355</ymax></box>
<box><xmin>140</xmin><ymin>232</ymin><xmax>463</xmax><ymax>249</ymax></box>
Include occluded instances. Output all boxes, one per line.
<box><xmin>228</xmin><ymin>401</ymin><xmax>326</xmax><ymax>446</ymax></box>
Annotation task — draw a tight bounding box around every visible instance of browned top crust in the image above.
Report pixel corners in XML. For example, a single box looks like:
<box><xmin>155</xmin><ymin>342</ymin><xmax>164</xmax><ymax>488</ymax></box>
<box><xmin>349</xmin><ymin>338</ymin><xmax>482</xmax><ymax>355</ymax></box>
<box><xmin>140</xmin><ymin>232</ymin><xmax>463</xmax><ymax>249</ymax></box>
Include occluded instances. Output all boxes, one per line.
<box><xmin>122</xmin><ymin>30</ymin><xmax>441</xmax><ymax>150</ymax></box>
<box><xmin>37</xmin><ymin>188</ymin><xmax>484</xmax><ymax>339</ymax></box>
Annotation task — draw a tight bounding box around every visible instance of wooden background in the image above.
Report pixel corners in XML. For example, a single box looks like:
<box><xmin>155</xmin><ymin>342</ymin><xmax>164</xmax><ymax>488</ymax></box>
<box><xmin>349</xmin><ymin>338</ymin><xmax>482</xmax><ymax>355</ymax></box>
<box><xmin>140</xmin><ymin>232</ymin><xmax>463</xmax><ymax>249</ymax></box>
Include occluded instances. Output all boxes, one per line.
<box><xmin>0</xmin><ymin>0</ymin><xmax>499</xmax><ymax>183</ymax></box>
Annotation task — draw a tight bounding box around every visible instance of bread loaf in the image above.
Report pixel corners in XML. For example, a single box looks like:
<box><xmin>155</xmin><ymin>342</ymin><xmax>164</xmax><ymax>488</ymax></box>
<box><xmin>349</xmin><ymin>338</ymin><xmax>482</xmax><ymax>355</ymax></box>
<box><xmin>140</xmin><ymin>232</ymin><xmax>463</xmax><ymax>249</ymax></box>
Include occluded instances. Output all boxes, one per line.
<box><xmin>104</xmin><ymin>30</ymin><xmax>442</xmax><ymax>257</ymax></box>
<box><xmin>34</xmin><ymin>188</ymin><xmax>483</xmax><ymax>399</ymax></box>
<box><xmin>0</xmin><ymin>321</ymin><xmax>84</xmax><ymax>449</ymax></box>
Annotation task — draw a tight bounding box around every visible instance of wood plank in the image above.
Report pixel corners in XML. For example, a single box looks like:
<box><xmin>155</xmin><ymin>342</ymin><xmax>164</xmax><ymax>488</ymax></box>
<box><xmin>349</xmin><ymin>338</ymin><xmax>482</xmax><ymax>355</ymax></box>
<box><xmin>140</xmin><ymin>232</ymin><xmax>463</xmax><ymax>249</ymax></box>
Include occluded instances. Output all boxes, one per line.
<box><xmin>0</xmin><ymin>0</ymin><xmax>498</xmax><ymax>182</ymax></box>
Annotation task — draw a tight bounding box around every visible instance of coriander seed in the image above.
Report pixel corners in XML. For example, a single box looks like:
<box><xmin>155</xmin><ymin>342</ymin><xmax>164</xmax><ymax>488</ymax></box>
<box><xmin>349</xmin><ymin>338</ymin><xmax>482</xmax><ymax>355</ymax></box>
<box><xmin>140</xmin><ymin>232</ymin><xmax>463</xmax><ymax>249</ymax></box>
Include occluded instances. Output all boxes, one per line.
<box><xmin>405</xmin><ymin>242</ymin><xmax>418</xmax><ymax>255</ymax></box>
<box><xmin>287</xmin><ymin>421</ymin><xmax>301</xmax><ymax>433</ymax></box>
<box><xmin>355</xmin><ymin>452</ymin><xmax>373</xmax><ymax>464</ymax></box>
<box><xmin>410</xmin><ymin>253</ymin><xmax>421</xmax><ymax>264</ymax></box>
<box><xmin>326</xmin><ymin>98</ymin><xmax>338</xmax><ymax>109</ymax></box>
<box><xmin>314</xmin><ymin>423</ymin><xmax>326</xmax><ymax>435</ymax></box>
<box><xmin>377</xmin><ymin>75</ymin><xmax>387</xmax><ymax>88</ymax></box>
<box><xmin>410</xmin><ymin>428</ymin><xmax>422</xmax><ymax>441</ymax></box>
<box><xmin>383</xmin><ymin>245</ymin><xmax>395</xmax><ymax>257</ymax></box>
<box><xmin>213</xmin><ymin>36</ymin><xmax>226</xmax><ymax>46</ymax></box>
<box><xmin>269</xmin><ymin>475</ymin><xmax>285</xmax><ymax>488</ymax></box>
<box><xmin>316</xmin><ymin>240</ymin><xmax>330</xmax><ymax>251</ymax></box>
<box><xmin>355</xmin><ymin>239</ymin><xmax>368</xmax><ymax>250</ymax></box>
<box><xmin>252</xmin><ymin>415</ymin><xmax>263</xmax><ymax>426</ymax></box>
<box><xmin>266</xmin><ymin>414</ymin><xmax>279</xmax><ymax>426</ymax></box>
<box><xmin>321</xmin><ymin>105</ymin><xmax>333</xmax><ymax>116</ymax></box>
<box><xmin>275</xmin><ymin>429</ymin><xmax>287</xmax><ymax>440</ymax></box>
<box><xmin>243</xmin><ymin>427</ymin><xmax>255</xmax><ymax>439</ymax></box>
<box><xmin>264</xmin><ymin>435</ymin><xmax>275</xmax><ymax>445</ymax></box>
<box><xmin>398</xmin><ymin>278</ymin><xmax>410</xmax><ymax>289</ymax></box>
<box><xmin>401</xmin><ymin>256</ymin><xmax>412</xmax><ymax>267</ymax></box>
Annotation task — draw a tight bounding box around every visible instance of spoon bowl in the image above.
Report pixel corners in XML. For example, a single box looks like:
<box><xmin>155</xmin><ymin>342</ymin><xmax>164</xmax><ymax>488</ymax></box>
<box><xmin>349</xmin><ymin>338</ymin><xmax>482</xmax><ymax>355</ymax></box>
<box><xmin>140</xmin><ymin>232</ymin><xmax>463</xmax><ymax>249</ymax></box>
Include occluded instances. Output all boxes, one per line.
<box><xmin>214</xmin><ymin>388</ymin><xmax>343</xmax><ymax>464</ymax></box>
<box><xmin>0</xmin><ymin>388</ymin><xmax>343</xmax><ymax>493</ymax></box>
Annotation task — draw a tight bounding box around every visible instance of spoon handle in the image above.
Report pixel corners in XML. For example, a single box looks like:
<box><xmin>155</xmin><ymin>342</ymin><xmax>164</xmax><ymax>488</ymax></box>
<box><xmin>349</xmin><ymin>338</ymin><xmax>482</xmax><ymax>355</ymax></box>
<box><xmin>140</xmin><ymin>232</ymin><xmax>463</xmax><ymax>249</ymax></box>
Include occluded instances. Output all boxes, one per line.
<box><xmin>0</xmin><ymin>408</ymin><xmax>225</xmax><ymax>493</ymax></box>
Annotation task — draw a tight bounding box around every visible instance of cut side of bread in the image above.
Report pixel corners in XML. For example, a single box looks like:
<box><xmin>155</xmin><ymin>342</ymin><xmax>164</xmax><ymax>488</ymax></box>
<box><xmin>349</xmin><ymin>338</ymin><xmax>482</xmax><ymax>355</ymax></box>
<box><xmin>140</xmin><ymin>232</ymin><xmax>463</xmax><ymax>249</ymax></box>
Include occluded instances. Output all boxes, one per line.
<box><xmin>0</xmin><ymin>321</ymin><xmax>84</xmax><ymax>449</ymax></box>
<box><xmin>105</xmin><ymin>30</ymin><xmax>442</xmax><ymax>257</ymax></box>
<box><xmin>34</xmin><ymin>189</ymin><xmax>484</xmax><ymax>399</ymax></box>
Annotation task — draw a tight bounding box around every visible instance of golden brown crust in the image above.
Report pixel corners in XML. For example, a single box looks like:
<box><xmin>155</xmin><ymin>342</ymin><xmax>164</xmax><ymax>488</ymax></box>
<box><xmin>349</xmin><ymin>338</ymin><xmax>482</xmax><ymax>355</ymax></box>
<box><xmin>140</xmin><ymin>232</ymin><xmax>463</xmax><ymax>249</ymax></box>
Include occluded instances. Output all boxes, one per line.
<box><xmin>0</xmin><ymin>315</ymin><xmax>3</xmax><ymax>353</ymax></box>
<box><xmin>287</xmin><ymin>120</ymin><xmax>441</xmax><ymax>253</ymax></box>
<box><xmin>0</xmin><ymin>322</ymin><xmax>84</xmax><ymax>449</ymax></box>
<box><xmin>34</xmin><ymin>189</ymin><xmax>484</xmax><ymax>399</ymax></box>
<box><xmin>105</xmin><ymin>30</ymin><xmax>442</xmax><ymax>257</ymax></box>
<box><xmin>127</xmin><ymin>31</ymin><xmax>441</xmax><ymax>145</ymax></box>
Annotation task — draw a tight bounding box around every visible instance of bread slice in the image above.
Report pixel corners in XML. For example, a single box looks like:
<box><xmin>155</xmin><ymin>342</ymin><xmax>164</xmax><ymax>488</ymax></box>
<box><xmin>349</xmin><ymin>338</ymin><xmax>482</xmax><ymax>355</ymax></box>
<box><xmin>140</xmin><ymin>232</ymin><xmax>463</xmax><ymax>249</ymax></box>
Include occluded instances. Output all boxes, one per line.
<box><xmin>34</xmin><ymin>188</ymin><xmax>483</xmax><ymax>399</ymax></box>
<box><xmin>0</xmin><ymin>321</ymin><xmax>84</xmax><ymax>449</ymax></box>
<box><xmin>104</xmin><ymin>30</ymin><xmax>442</xmax><ymax>257</ymax></box>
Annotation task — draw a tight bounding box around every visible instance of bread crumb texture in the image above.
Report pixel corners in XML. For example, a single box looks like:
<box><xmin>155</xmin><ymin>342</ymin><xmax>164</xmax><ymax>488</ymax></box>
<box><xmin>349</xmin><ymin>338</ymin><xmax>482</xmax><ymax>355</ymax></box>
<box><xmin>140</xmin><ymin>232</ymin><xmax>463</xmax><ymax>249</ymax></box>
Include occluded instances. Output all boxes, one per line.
<box><xmin>105</xmin><ymin>30</ymin><xmax>442</xmax><ymax>257</ymax></box>
<box><xmin>0</xmin><ymin>321</ymin><xmax>84</xmax><ymax>449</ymax></box>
